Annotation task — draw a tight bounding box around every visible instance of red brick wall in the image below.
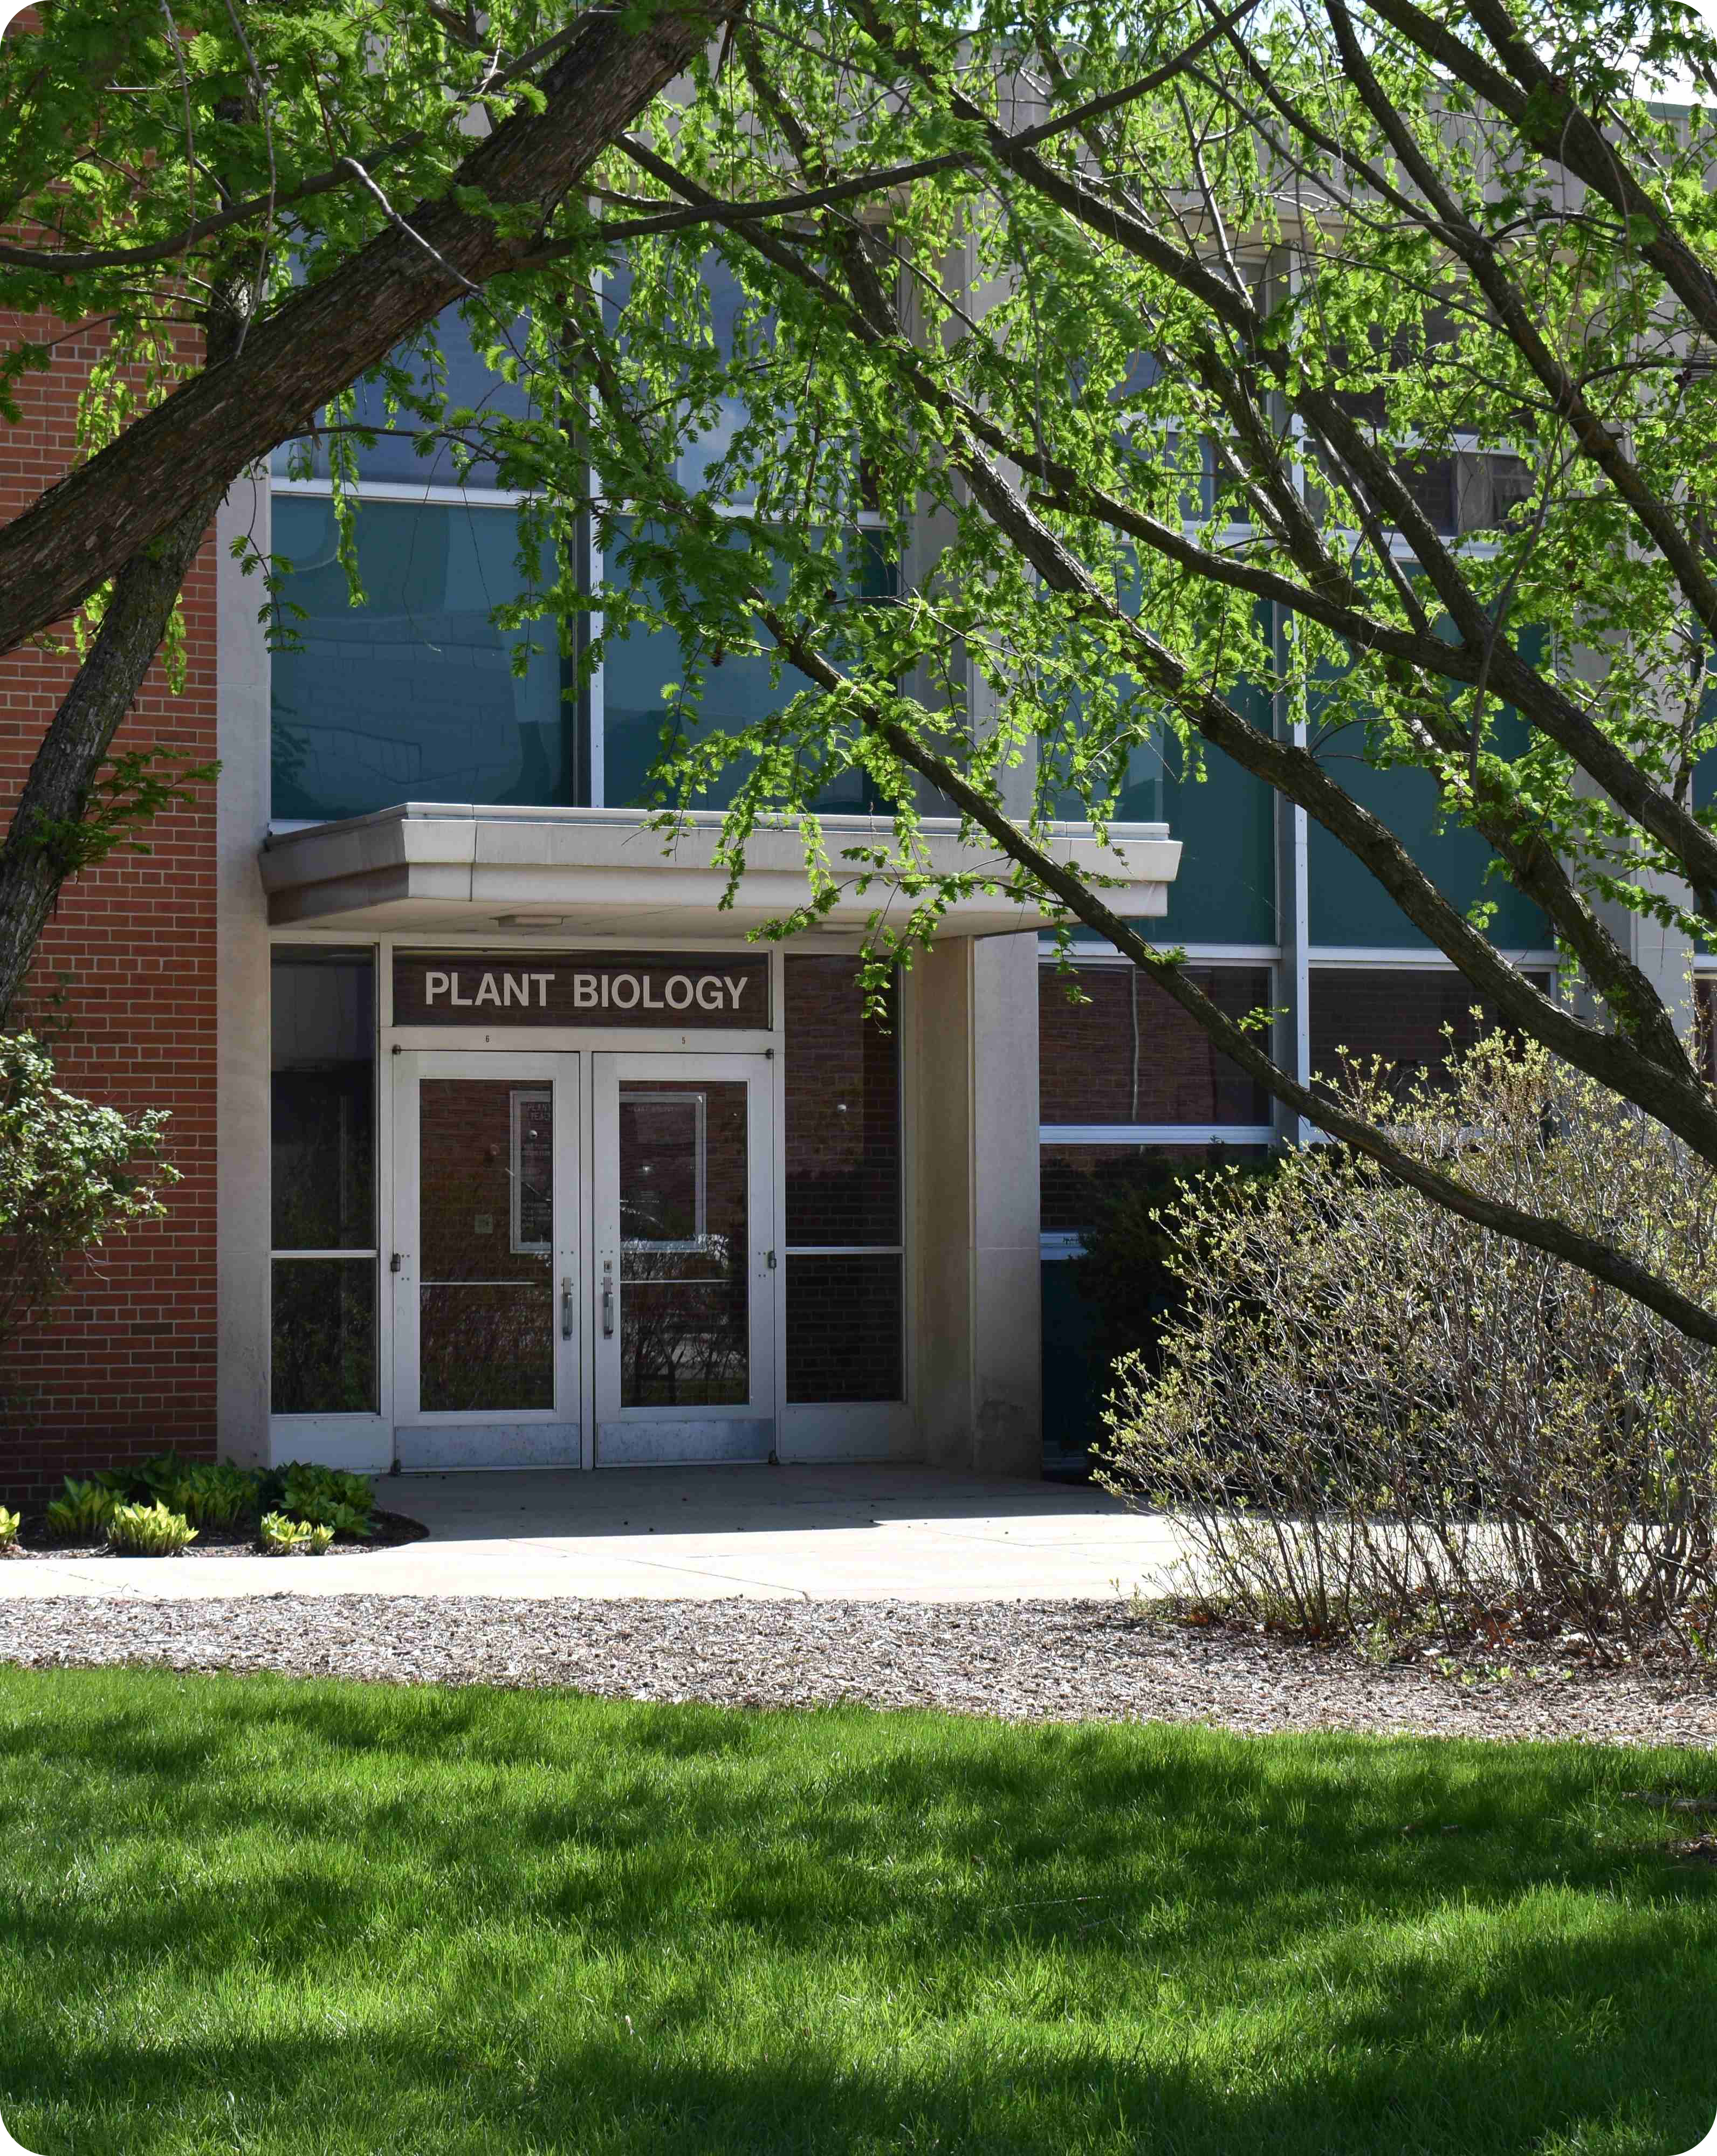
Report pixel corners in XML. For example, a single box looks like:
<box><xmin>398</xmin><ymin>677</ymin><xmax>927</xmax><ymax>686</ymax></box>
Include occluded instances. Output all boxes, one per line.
<box><xmin>0</xmin><ymin>308</ymin><xmax>220</xmax><ymax>1509</ymax></box>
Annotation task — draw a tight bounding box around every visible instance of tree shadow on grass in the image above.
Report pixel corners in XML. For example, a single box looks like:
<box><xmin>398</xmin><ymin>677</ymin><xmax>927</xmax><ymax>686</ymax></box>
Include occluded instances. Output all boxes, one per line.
<box><xmin>0</xmin><ymin>1979</ymin><xmax>1711</xmax><ymax>2156</ymax></box>
<box><xmin>0</xmin><ymin>1671</ymin><xmax>1714</xmax><ymax>2152</ymax></box>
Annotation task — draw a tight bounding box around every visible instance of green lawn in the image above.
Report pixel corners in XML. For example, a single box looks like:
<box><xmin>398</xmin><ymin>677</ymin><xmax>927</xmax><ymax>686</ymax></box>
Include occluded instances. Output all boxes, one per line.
<box><xmin>1</xmin><ymin>1668</ymin><xmax>1714</xmax><ymax>2154</ymax></box>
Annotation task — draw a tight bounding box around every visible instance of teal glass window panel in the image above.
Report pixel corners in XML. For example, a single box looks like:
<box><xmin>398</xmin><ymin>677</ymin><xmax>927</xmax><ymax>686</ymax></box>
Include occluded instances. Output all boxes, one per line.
<box><xmin>1305</xmin><ymin>726</ymin><xmax>1547</xmax><ymax>950</ymax></box>
<box><xmin>272</xmin><ymin>305</ymin><xmax>535</xmax><ymax>486</ymax></box>
<box><xmin>1057</xmin><ymin>726</ymin><xmax>1275</xmax><ymax>949</ymax></box>
<box><xmin>271</xmin><ymin>495</ymin><xmax>571</xmax><ymax>822</ymax></box>
<box><xmin>1155</xmin><ymin>729</ymin><xmax>1276</xmax><ymax>945</ymax></box>
<box><xmin>1045</xmin><ymin>556</ymin><xmax>1274</xmax><ymax>943</ymax></box>
<box><xmin>600</xmin><ymin>519</ymin><xmax>888</xmax><ymax>812</ymax></box>
<box><xmin>271</xmin><ymin>947</ymin><xmax>375</xmax><ymax>1251</ymax></box>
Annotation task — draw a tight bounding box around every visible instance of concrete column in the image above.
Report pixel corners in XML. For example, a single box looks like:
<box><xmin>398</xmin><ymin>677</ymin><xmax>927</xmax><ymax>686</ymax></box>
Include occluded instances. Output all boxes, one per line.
<box><xmin>911</xmin><ymin>932</ymin><xmax>1042</xmax><ymax>1476</ymax></box>
<box><xmin>215</xmin><ymin>472</ymin><xmax>273</xmax><ymax>1466</ymax></box>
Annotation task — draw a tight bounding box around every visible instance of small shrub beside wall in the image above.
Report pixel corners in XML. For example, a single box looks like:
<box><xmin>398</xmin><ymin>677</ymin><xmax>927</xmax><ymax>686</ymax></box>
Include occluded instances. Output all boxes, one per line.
<box><xmin>1098</xmin><ymin>1034</ymin><xmax>1717</xmax><ymax>1655</ymax></box>
<box><xmin>0</xmin><ymin>1033</ymin><xmax>176</xmax><ymax>1410</ymax></box>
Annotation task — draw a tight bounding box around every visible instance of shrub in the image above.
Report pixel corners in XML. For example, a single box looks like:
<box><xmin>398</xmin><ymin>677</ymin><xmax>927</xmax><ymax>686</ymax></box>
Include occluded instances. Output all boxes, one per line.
<box><xmin>43</xmin><ymin>1476</ymin><xmax>116</xmax><ymax>1539</ymax></box>
<box><xmin>1073</xmin><ymin>1148</ymin><xmax>1279</xmax><ymax>1379</ymax></box>
<box><xmin>106</xmin><ymin>1500</ymin><xmax>197</xmax><ymax>1556</ymax></box>
<box><xmin>259</xmin><ymin>1511</ymin><xmax>334</xmax><ymax>1556</ymax></box>
<box><xmin>1097</xmin><ymin>1032</ymin><xmax>1717</xmax><ymax>1655</ymax></box>
<box><xmin>0</xmin><ymin>1505</ymin><xmax>18</xmax><ymax>1548</ymax></box>
<box><xmin>0</xmin><ymin>1033</ymin><xmax>176</xmax><ymax>1407</ymax></box>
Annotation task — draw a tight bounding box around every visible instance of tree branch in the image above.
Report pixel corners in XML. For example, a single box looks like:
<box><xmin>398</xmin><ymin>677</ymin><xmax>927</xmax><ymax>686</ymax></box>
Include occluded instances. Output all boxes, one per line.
<box><xmin>0</xmin><ymin>0</ymin><xmax>736</xmax><ymax>662</ymax></box>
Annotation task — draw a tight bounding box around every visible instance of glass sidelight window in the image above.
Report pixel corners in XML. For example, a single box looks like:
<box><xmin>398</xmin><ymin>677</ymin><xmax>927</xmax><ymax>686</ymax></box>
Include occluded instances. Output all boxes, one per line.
<box><xmin>270</xmin><ymin>946</ymin><xmax>377</xmax><ymax>1414</ymax></box>
<box><xmin>783</xmin><ymin>958</ymin><xmax>903</xmax><ymax>1403</ymax></box>
<box><xmin>420</xmin><ymin>1080</ymin><xmax>555</xmax><ymax>1413</ymax></box>
<box><xmin>617</xmin><ymin>1080</ymin><xmax>748</xmax><ymax>1406</ymax></box>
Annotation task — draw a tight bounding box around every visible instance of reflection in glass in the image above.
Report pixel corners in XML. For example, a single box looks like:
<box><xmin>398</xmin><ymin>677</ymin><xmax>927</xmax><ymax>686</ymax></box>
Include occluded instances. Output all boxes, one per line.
<box><xmin>783</xmin><ymin>958</ymin><xmax>900</xmax><ymax>1248</ymax></box>
<box><xmin>419</xmin><ymin>1080</ymin><xmax>553</xmax><ymax>1413</ymax></box>
<box><xmin>274</xmin><ymin>304</ymin><xmax>538</xmax><ymax>489</ymax></box>
<box><xmin>600</xmin><ymin>518</ymin><xmax>890</xmax><ymax>814</ymax></box>
<box><xmin>271</xmin><ymin>947</ymin><xmax>375</xmax><ymax>1250</ymax></box>
<box><xmin>618</xmin><ymin>1082</ymin><xmax>747</xmax><ymax>1407</ymax></box>
<box><xmin>271</xmin><ymin>495</ymin><xmax>568</xmax><ymax>823</ymax></box>
<box><xmin>512</xmin><ymin>1091</ymin><xmax>552</xmax><ymax>1252</ymax></box>
<box><xmin>271</xmin><ymin>1258</ymin><xmax>376</xmax><ymax>1413</ymax></box>
<box><xmin>786</xmin><ymin>1253</ymin><xmax>903</xmax><ymax>1403</ymax></box>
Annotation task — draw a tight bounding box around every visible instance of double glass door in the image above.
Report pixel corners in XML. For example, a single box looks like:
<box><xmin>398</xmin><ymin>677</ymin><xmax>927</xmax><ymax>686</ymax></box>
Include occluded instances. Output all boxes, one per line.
<box><xmin>391</xmin><ymin>1052</ymin><xmax>774</xmax><ymax>1468</ymax></box>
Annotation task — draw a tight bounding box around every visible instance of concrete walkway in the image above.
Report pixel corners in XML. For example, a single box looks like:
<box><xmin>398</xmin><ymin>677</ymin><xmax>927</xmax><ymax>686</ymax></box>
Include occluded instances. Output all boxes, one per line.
<box><xmin>0</xmin><ymin>1465</ymin><xmax>1186</xmax><ymax>1602</ymax></box>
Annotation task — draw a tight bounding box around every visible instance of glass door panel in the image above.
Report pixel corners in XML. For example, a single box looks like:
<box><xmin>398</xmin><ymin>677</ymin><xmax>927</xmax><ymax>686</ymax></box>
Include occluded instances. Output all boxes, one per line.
<box><xmin>419</xmin><ymin>1079</ymin><xmax>554</xmax><ymax>1411</ymax></box>
<box><xmin>392</xmin><ymin>1053</ymin><xmax>581</xmax><ymax>1471</ymax></box>
<box><xmin>618</xmin><ymin>1082</ymin><xmax>749</xmax><ymax>1408</ymax></box>
<box><xmin>593</xmin><ymin>1055</ymin><xmax>774</xmax><ymax>1464</ymax></box>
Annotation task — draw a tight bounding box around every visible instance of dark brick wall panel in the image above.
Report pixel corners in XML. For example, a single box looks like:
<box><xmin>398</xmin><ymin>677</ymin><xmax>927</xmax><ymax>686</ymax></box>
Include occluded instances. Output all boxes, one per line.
<box><xmin>0</xmin><ymin>307</ymin><xmax>219</xmax><ymax>1510</ymax></box>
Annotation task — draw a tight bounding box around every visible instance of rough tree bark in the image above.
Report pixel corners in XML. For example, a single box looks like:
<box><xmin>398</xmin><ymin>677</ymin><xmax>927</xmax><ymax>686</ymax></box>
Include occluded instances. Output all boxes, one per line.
<box><xmin>0</xmin><ymin>484</ymin><xmax>224</xmax><ymax>1027</ymax></box>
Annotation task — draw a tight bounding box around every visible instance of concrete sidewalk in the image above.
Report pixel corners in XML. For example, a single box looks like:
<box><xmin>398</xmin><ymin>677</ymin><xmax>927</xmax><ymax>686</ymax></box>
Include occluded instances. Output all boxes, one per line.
<box><xmin>0</xmin><ymin>1465</ymin><xmax>1186</xmax><ymax>1602</ymax></box>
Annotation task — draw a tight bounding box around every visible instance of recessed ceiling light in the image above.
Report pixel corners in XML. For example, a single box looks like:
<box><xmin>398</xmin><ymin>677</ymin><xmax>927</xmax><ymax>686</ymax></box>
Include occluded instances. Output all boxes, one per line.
<box><xmin>495</xmin><ymin>912</ymin><xmax>567</xmax><ymax>929</ymax></box>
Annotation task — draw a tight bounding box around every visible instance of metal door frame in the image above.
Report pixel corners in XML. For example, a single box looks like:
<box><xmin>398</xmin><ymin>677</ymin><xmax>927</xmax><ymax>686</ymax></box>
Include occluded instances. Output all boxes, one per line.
<box><xmin>590</xmin><ymin>1052</ymin><xmax>775</xmax><ymax>1465</ymax></box>
<box><xmin>390</xmin><ymin>1050</ymin><xmax>585</xmax><ymax>1469</ymax></box>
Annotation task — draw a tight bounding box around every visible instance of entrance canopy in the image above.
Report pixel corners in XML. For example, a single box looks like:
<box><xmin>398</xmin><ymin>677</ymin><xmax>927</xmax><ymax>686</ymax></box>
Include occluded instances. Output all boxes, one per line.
<box><xmin>260</xmin><ymin>804</ymin><xmax>1180</xmax><ymax>939</ymax></box>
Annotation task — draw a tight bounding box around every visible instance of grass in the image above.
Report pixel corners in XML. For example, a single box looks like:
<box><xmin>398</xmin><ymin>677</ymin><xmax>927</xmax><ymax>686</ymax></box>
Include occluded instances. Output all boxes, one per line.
<box><xmin>0</xmin><ymin>1669</ymin><xmax>1714</xmax><ymax>2154</ymax></box>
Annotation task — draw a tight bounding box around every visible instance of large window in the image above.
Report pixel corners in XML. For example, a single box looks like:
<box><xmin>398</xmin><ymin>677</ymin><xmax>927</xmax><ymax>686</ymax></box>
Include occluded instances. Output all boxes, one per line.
<box><xmin>599</xmin><ymin>521</ymin><xmax>888</xmax><ymax>814</ymax></box>
<box><xmin>271</xmin><ymin>947</ymin><xmax>377</xmax><ymax>1415</ymax></box>
<box><xmin>1039</xmin><ymin>963</ymin><xmax>1272</xmax><ymax>1131</ymax></box>
<box><xmin>784</xmin><ymin>957</ymin><xmax>903</xmax><ymax>1404</ymax></box>
<box><xmin>1309</xmin><ymin>966</ymin><xmax>1550</xmax><ymax>1098</ymax></box>
<box><xmin>271</xmin><ymin>495</ymin><xmax>569</xmax><ymax>823</ymax></box>
<box><xmin>1037</xmin><ymin>959</ymin><xmax>1273</xmax><ymax>1252</ymax></box>
<box><xmin>270</xmin><ymin>275</ymin><xmax>888</xmax><ymax>825</ymax></box>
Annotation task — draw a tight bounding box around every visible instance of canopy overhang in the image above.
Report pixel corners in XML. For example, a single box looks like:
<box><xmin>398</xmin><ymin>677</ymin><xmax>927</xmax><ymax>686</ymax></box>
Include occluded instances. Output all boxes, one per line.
<box><xmin>260</xmin><ymin>804</ymin><xmax>1181</xmax><ymax>941</ymax></box>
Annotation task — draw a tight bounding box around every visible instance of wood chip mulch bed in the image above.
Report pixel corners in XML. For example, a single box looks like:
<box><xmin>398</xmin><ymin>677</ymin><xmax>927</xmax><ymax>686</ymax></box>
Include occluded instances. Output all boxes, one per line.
<box><xmin>1</xmin><ymin>1595</ymin><xmax>1715</xmax><ymax>1747</ymax></box>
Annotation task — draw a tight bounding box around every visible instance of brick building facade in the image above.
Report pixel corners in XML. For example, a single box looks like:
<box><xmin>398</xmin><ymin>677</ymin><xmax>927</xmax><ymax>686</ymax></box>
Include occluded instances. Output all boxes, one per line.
<box><xmin>2</xmin><ymin>350</ymin><xmax>1173</xmax><ymax>1497</ymax></box>
<box><xmin>0</xmin><ymin>311</ymin><xmax>221</xmax><ymax>1509</ymax></box>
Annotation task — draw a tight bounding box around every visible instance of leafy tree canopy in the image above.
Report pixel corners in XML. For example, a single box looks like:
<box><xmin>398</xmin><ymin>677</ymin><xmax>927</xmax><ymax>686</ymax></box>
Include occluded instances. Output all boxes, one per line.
<box><xmin>11</xmin><ymin>0</ymin><xmax>1717</xmax><ymax>1338</ymax></box>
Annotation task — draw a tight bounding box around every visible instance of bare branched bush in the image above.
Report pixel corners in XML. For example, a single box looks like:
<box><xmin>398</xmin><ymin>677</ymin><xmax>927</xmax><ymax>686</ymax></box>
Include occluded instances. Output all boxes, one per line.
<box><xmin>1096</xmin><ymin>1032</ymin><xmax>1717</xmax><ymax>1655</ymax></box>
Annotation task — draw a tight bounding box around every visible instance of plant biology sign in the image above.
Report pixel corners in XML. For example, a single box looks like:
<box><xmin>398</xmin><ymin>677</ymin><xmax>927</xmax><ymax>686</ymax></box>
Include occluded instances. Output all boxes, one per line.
<box><xmin>393</xmin><ymin>952</ymin><xmax>771</xmax><ymax>1028</ymax></box>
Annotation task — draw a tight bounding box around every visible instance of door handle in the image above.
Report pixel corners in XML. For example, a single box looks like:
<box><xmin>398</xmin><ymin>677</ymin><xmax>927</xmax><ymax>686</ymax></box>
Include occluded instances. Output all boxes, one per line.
<box><xmin>602</xmin><ymin>1263</ymin><xmax>615</xmax><ymax>1337</ymax></box>
<box><xmin>561</xmin><ymin>1276</ymin><xmax>573</xmax><ymax>1341</ymax></box>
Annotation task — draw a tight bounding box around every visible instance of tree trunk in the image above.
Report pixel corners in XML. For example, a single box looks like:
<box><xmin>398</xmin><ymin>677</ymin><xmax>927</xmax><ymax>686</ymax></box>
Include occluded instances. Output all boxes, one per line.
<box><xmin>0</xmin><ymin>483</ymin><xmax>224</xmax><ymax>1027</ymax></box>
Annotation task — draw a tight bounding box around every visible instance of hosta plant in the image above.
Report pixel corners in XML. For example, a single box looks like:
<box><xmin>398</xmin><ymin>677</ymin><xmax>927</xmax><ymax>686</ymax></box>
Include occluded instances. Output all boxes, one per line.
<box><xmin>259</xmin><ymin>1511</ymin><xmax>334</xmax><ymax>1556</ymax></box>
<box><xmin>0</xmin><ymin>1506</ymin><xmax>18</xmax><ymax>1549</ymax></box>
<box><xmin>106</xmin><ymin>1501</ymin><xmax>197</xmax><ymax>1556</ymax></box>
<box><xmin>146</xmin><ymin>1456</ymin><xmax>262</xmax><ymax>1532</ymax></box>
<box><xmin>43</xmin><ymin>1477</ymin><xmax>115</xmax><ymax>1539</ymax></box>
<box><xmin>275</xmin><ymin>1465</ymin><xmax>374</xmax><ymax>1539</ymax></box>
